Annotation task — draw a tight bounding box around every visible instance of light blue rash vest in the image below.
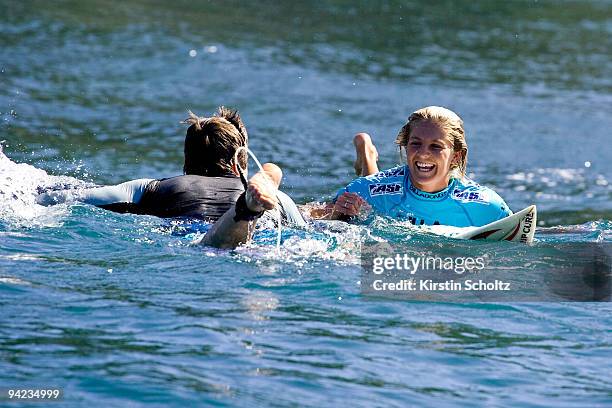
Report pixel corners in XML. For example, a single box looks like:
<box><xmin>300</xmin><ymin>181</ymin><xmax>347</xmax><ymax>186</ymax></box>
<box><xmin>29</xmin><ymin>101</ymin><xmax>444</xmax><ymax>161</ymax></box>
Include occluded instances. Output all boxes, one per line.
<box><xmin>336</xmin><ymin>165</ymin><xmax>512</xmax><ymax>227</ymax></box>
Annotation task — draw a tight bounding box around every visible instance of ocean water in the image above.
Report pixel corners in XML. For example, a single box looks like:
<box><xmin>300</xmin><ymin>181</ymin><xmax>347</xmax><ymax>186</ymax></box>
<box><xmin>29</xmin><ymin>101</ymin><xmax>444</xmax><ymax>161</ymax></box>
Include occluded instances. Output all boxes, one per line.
<box><xmin>1</xmin><ymin>1</ymin><xmax>611</xmax><ymax>406</ymax></box>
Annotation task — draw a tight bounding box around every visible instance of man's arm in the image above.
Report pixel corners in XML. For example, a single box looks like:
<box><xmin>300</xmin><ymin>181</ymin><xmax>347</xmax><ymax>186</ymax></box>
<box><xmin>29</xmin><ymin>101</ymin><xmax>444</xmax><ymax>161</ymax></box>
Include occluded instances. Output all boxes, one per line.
<box><xmin>36</xmin><ymin>179</ymin><xmax>153</xmax><ymax>207</ymax></box>
<box><xmin>199</xmin><ymin>163</ymin><xmax>281</xmax><ymax>249</ymax></box>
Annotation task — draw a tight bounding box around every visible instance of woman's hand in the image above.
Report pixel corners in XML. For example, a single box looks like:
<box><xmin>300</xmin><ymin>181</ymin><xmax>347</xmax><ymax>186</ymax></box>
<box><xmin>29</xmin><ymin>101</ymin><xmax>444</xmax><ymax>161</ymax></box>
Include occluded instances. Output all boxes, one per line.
<box><xmin>331</xmin><ymin>192</ymin><xmax>367</xmax><ymax>219</ymax></box>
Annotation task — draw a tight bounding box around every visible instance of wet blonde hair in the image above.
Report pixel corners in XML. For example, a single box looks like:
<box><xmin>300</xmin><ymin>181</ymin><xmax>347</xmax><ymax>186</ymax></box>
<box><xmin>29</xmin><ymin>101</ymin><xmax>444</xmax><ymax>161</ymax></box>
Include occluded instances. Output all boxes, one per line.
<box><xmin>395</xmin><ymin>106</ymin><xmax>468</xmax><ymax>179</ymax></box>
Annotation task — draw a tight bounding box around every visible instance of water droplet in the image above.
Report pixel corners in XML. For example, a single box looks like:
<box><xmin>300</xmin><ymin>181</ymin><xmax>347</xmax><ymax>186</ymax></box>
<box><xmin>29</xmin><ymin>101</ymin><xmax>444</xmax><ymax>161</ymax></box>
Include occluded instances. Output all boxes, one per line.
<box><xmin>189</xmin><ymin>49</ymin><xmax>197</xmax><ymax>57</ymax></box>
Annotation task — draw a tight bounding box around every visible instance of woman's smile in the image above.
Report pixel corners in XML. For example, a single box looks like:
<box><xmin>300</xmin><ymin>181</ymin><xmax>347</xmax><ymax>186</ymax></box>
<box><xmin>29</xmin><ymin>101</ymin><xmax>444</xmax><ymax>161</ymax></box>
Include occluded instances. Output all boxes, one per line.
<box><xmin>406</xmin><ymin>121</ymin><xmax>459</xmax><ymax>192</ymax></box>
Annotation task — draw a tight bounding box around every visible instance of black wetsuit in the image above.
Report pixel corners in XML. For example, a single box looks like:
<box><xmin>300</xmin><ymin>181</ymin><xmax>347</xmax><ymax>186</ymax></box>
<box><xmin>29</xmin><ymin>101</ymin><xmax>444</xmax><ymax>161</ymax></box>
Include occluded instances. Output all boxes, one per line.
<box><xmin>38</xmin><ymin>174</ymin><xmax>306</xmax><ymax>226</ymax></box>
<box><xmin>99</xmin><ymin>175</ymin><xmax>244</xmax><ymax>222</ymax></box>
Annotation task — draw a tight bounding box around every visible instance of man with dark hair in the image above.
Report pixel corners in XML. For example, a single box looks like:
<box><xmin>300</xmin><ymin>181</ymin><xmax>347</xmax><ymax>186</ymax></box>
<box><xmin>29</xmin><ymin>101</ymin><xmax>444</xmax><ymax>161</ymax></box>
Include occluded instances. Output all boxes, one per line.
<box><xmin>182</xmin><ymin>108</ymin><xmax>248</xmax><ymax>176</ymax></box>
<box><xmin>37</xmin><ymin>107</ymin><xmax>305</xmax><ymax>247</ymax></box>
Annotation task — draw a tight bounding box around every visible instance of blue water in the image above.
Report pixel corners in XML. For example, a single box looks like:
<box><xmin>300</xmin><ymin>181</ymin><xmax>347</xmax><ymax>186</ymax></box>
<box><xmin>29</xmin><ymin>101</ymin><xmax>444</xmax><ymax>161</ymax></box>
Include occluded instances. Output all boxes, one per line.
<box><xmin>1</xmin><ymin>1</ymin><xmax>611</xmax><ymax>406</ymax></box>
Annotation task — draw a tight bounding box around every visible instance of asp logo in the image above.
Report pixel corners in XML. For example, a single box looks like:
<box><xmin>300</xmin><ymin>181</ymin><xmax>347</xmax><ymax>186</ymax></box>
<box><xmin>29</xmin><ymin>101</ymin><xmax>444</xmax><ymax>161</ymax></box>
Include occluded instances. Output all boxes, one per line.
<box><xmin>369</xmin><ymin>183</ymin><xmax>403</xmax><ymax>196</ymax></box>
<box><xmin>376</xmin><ymin>167</ymin><xmax>405</xmax><ymax>178</ymax></box>
<box><xmin>452</xmin><ymin>188</ymin><xmax>488</xmax><ymax>203</ymax></box>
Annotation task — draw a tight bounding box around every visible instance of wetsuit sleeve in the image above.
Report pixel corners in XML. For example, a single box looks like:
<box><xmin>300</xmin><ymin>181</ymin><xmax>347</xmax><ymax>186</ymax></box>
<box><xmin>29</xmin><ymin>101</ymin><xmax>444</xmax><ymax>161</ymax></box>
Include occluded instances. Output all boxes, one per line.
<box><xmin>334</xmin><ymin>178</ymin><xmax>371</xmax><ymax>202</ymax></box>
<box><xmin>333</xmin><ymin>167</ymin><xmax>406</xmax><ymax>219</ymax></box>
<box><xmin>332</xmin><ymin>186</ymin><xmax>346</xmax><ymax>203</ymax></box>
<box><xmin>78</xmin><ymin>179</ymin><xmax>154</xmax><ymax>206</ymax></box>
<box><xmin>36</xmin><ymin>179</ymin><xmax>154</xmax><ymax>207</ymax></box>
<box><xmin>276</xmin><ymin>190</ymin><xmax>307</xmax><ymax>227</ymax></box>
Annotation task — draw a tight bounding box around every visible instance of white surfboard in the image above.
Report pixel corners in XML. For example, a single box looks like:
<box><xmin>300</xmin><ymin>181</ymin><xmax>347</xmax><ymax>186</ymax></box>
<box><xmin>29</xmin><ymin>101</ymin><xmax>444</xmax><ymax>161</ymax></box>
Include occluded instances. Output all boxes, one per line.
<box><xmin>424</xmin><ymin>205</ymin><xmax>537</xmax><ymax>244</ymax></box>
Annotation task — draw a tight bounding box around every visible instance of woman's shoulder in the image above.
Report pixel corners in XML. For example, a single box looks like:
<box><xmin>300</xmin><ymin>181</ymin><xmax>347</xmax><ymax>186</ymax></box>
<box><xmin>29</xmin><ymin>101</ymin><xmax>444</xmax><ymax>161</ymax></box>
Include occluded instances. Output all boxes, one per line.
<box><xmin>451</xmin><ymin>177</ymin><xmax>499</xmax><ymax>196</ymax></box>
<box><xmin>339</xmin><ymin>166</ymin><xmax>406</xmax><ymax>199</ymax></box>
<box><xmin>363</xmin><ymin>165</ymin><xmax>407</xmax><ymax>182</ymax></box>
<box><xmin>342</xmin><ymin>165</ymin><xmax>406</xmax><ymax>189</ymax></box>
<box><xmin>450</xmin><ymin>177</ymin><xmax>512</xmax><ymax>222</ymax></box>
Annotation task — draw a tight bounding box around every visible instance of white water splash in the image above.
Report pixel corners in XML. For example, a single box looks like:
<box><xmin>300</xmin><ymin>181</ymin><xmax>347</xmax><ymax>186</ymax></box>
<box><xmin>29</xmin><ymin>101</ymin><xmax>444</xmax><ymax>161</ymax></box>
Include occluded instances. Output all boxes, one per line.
<box><xmin>0</xmin><ymin>276</ymin><xmax>31</xmax><ymax>285</ymax></box>
<box><xmin>234</xmin><ymin>219</ymin><xmax>365</xmax><ymax>265</ymax></box>
<box><xmin>0</xmin><ymin>146</ymin><xmax>89</xmax><ymax>228</ymax></box>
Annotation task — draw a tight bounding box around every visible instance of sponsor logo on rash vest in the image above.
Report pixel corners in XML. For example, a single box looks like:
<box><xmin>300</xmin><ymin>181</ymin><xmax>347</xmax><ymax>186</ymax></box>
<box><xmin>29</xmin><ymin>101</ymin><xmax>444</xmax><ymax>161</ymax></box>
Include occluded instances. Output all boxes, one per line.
<box><xmin>451</xmin><ymin>187</ymin><xmax>488</xmax><ymax>203</ymax></box>
<box><xmin>409</xmin><ymin>184</ymin><xmax>447</xmax><ymax>200</ymax></box>
<box><xmin>369</xmin><ymin>182</ymin><xmax>403</xmax><ymax>196</ymax></box>
<box><xmin>374</xmin><ymin>167</ymin><xmax>405</xmax><ymax>178</ymax></box>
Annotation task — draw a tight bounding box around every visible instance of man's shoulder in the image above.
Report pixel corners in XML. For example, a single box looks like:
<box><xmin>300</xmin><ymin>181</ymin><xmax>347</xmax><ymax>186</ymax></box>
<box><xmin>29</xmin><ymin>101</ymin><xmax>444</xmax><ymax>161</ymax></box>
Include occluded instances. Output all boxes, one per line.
<box><xmin>158</xmin><ymin>174</ymin><xmax>241</xmax><ymax>186</ymax></box>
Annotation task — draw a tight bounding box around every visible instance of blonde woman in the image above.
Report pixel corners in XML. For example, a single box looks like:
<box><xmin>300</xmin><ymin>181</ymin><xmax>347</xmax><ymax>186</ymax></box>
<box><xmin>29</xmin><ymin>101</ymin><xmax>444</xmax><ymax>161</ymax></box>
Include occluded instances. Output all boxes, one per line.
<box><xmin>331</xmin><ymin>106</ymin><xmax>511</xmax><ymax>227</ymax></box>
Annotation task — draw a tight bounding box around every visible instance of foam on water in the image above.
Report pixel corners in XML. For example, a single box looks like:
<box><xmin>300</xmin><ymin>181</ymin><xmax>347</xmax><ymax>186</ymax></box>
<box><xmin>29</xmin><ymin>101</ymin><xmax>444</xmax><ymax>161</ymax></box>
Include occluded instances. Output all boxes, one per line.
<box><xmin>0</xmin><ymin>145</ymin><xmax>92</xmax><ymax>227</ymax></box>
<box><xmin>0</xmin><ymin>151</ymin><xmax>370</xmax><ymax>266</ymax></box>
<box><xmin>0</xmin><ymin>276</ymin><xmax>31</xmax><ymax>285</ymax></box>
<box><xmin>1</xmin><ymin>148</ymin><xmax>610</xmax><ymax>271</ymax></box>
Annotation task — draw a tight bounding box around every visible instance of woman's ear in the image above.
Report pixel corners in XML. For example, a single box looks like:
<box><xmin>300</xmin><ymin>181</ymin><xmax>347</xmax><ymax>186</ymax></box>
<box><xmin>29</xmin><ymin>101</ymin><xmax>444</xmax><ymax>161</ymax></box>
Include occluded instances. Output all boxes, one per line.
<box><xmin>451</xmin><ymin>151</ymin><xmax>462</xmax><ymax>168</ymax></box>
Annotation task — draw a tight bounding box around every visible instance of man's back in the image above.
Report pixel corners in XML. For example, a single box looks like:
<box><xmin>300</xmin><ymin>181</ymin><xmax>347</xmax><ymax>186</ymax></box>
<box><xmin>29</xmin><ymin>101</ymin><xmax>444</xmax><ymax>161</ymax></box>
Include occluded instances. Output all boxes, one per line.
<box><xmin>137</xmin><ymin>174</ymin><xmax>244</xmax><ymax>220</ymax></box>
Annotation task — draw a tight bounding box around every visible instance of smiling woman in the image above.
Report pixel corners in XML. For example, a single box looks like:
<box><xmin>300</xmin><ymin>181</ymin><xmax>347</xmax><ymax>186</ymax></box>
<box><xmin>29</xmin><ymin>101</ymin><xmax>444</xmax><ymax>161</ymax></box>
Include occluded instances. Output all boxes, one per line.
<box><xmin>400</xmin><ymin>107</ymin><xmax>467</xmax><ymax>192</ymax></box>
<box><xmin>329</xmin><ymin>106</ymin><xmax>512</xmax><ymax>227</ymax></box>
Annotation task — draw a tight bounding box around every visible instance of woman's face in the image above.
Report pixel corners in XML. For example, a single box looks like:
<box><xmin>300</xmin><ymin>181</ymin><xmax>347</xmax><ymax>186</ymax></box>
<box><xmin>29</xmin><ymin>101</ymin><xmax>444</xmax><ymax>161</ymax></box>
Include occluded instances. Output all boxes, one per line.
<box><xmin>405</xmin><ymin>121</ymin><xmax>460</xmax><ymax>193</ymax></box>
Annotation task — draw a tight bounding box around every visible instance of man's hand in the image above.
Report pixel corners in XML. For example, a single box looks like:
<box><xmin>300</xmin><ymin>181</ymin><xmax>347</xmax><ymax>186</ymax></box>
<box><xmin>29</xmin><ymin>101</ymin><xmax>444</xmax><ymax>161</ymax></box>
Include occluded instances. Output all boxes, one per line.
<box><xmin>245</xmin><ymin>163</ymin><xmax>281</xmax><ymax>212</ymax></box>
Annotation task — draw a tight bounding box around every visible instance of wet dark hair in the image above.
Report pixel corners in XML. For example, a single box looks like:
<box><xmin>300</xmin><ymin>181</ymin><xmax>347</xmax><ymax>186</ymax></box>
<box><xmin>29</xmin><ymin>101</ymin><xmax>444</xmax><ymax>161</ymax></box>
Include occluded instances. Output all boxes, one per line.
<box><xmin>182</xmin><ymin>107</ymin><xmax>248</xmax><ymax>176</ymax></box>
